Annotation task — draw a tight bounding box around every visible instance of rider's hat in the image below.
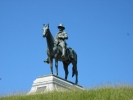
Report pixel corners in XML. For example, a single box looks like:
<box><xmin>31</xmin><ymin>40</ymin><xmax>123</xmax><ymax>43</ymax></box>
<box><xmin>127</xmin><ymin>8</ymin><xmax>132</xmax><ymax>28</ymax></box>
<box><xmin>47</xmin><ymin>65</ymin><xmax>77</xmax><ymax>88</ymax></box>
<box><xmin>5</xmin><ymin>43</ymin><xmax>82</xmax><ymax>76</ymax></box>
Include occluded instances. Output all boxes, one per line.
<box><xmin>58</xmin><ymin>23</ymin><xmax>65</xmax><ymax>30</ymax></box>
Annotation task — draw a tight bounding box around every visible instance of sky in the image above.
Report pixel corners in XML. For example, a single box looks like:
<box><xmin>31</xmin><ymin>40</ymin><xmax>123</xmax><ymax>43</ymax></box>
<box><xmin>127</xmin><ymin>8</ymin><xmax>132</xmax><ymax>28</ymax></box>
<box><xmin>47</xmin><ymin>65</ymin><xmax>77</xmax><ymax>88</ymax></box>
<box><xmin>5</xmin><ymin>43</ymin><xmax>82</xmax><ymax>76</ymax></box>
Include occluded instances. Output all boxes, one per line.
<box><xmin>0</xmin><ymin>0</ymin><xmax>133</xmax><ymax>94</ymax></box>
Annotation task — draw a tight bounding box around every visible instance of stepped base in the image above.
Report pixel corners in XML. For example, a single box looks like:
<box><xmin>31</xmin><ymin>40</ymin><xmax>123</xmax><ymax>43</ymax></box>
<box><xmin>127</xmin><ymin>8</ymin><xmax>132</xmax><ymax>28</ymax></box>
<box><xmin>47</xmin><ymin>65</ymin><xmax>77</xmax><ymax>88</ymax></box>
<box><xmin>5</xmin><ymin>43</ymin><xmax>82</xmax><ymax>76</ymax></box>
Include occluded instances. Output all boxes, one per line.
<box><xmin>28</xmin><ymin>74</ymin><xmax>84</xmax><ymax>94</ymax></box>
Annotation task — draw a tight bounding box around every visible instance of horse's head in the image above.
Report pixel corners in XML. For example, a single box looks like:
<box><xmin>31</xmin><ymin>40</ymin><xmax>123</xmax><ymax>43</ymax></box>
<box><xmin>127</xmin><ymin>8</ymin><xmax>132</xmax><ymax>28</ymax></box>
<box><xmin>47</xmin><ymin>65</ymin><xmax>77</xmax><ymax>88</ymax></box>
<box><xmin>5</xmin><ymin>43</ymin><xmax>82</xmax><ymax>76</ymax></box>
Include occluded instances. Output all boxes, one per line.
<box><xmin>42</xmin><ymin>24</ymin><xmax>49</xmax><ymax>37</ymax></box>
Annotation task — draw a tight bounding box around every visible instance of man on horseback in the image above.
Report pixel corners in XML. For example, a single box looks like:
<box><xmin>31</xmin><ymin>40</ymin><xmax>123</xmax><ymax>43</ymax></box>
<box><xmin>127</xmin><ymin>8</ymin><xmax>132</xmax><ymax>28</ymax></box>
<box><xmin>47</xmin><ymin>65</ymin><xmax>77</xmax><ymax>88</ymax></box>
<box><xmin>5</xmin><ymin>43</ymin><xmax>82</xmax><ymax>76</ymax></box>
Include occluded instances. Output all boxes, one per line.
<box><xmin>44</xmin><ymin>23</ymin><xmax>73</xmax><ymax>63</ymax></box>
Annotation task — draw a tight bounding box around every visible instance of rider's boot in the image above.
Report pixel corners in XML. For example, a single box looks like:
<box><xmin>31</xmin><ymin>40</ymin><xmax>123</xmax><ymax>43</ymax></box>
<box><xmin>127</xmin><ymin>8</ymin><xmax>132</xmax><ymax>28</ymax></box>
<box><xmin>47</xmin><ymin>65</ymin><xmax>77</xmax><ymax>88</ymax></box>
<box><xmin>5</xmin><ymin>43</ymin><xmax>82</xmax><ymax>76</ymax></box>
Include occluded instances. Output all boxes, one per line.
<box><xmin>61</xmin><ymin>48</ymin><xmax>65</xmax><ymax>58</ymax></box>
<box><xmin>44</xmin><ymin>58</ymin><xmax>49</xmax><ymax>64</ymax></box>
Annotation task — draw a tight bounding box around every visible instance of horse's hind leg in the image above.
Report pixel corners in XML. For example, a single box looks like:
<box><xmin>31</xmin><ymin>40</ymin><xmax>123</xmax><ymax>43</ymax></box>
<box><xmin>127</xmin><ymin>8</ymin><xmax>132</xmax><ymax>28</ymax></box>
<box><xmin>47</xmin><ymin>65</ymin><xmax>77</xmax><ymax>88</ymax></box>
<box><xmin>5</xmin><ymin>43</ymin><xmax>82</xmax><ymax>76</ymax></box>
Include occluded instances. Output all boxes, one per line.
<box><xmin>63</xmin><ymin>62</ymin><xmax>69</xmax><ymax>80</ymax></box>
<box><xmin>72</xmin><ymin>60</ymin><xmax>78</xmax><ymax>84</ymax></box>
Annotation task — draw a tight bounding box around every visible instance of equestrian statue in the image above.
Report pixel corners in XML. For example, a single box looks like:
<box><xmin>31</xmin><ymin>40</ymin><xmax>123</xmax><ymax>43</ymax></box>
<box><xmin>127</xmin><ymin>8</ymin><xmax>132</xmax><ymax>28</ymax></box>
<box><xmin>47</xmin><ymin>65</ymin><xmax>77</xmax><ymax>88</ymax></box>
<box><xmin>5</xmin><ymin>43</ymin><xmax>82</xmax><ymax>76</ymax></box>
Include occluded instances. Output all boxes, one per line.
<box><xmin>42</xmin><ymin>24</ymin><xmax>78</xmax><ymax>84</ymax></box>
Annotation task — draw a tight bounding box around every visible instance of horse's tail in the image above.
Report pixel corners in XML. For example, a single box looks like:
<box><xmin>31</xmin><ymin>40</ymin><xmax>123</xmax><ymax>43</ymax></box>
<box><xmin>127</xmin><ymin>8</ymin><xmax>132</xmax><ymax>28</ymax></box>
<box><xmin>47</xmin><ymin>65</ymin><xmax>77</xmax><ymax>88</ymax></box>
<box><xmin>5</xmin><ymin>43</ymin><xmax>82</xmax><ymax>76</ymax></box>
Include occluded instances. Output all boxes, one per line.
<box><xmin>72</xmin><ymin>50</ymin><xmax>77</xmax><ymax>77</ymax></box>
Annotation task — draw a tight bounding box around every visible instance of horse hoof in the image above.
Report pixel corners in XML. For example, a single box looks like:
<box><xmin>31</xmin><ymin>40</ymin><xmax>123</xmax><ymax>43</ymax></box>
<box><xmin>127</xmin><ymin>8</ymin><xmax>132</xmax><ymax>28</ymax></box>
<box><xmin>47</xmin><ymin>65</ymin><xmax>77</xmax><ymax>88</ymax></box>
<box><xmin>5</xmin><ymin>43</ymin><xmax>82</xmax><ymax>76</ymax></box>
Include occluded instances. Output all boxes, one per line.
<box><xmin>44</xmin><ymin>60</ymin><xmax>49</xmax><ymax>64</ymax></box>
<box><xmin>75</xmin><ymin>81</ymin><xmax>78</xmax><ymax>84</ymax></box>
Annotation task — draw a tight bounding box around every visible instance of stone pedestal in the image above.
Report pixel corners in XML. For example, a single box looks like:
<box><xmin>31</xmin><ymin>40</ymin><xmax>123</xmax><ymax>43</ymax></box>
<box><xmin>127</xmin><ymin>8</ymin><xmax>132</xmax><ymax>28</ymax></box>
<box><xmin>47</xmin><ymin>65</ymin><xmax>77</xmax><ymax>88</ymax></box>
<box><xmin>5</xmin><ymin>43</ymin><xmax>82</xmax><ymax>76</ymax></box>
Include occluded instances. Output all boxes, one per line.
<box><xmin>28</xmin><ymin>74</ymin><xmax>84</xmax><ymax>94</ymax></box>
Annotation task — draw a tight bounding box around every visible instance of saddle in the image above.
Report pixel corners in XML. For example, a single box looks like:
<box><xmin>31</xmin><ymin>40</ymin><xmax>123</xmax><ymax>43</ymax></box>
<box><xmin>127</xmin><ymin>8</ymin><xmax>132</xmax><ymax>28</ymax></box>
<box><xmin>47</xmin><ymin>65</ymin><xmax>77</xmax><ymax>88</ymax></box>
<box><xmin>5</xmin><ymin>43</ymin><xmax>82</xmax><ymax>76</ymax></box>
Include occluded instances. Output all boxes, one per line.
<box><xmin>54</xmin><ymin>43</ymin><xmax>74</xmax><ymax>59</ymax></box>
<box><xmin>65</xmin><ymin>47</ymin><xmax>74</xmax><ymax>59</ymax></box>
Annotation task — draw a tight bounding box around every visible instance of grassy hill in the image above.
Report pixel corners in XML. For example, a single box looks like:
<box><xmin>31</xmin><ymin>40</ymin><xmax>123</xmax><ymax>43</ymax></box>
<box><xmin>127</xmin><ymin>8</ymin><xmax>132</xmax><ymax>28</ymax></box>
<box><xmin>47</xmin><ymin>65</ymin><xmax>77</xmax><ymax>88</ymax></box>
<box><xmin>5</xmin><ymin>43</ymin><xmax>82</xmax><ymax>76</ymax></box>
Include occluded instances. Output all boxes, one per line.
<box><xmin>0</xmin><ymin>86</ymin><xmax>133</xmax><ymax>100</ymax></box>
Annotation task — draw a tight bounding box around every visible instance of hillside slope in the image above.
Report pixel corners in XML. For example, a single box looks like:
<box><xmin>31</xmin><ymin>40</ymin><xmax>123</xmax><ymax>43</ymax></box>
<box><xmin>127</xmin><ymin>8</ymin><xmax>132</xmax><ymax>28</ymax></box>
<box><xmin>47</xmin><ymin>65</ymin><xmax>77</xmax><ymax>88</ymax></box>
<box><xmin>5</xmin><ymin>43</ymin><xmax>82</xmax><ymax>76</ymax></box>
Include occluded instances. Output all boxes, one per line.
<box><xmin>0</xmin><ymin>86</ymin><xmax>133</xmax><ymax>100</ymax></box>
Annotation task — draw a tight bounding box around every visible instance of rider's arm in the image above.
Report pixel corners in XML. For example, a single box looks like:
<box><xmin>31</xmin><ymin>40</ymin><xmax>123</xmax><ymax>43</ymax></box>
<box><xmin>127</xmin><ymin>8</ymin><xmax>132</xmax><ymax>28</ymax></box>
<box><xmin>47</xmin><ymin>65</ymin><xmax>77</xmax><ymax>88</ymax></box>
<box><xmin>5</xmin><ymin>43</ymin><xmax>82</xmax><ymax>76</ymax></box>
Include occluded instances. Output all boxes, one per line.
<box><xmin>58</xmin><ymin>34</ymin><xmax>63</xmax><ymax>38</ymax></box>
<box><xmin>58</xmin><ymin>32</ymin><xmax>68</xmax><ymax>39</ymax></box>
<box><xmin>63</xmin><ymin>32</ymin><xmax>68</xmax><ymax>39</ymax></box>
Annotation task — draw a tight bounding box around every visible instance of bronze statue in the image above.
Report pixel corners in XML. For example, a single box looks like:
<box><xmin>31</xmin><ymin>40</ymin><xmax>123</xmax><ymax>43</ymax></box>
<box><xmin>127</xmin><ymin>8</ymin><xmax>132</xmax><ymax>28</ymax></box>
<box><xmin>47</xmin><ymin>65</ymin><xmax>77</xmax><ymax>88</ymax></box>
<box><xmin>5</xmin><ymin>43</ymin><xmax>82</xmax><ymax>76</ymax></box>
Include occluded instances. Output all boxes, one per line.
<box><xmin>42</xmin><ymin>24</ymin><xmax>78</xmax><ymax>84</ymax></box>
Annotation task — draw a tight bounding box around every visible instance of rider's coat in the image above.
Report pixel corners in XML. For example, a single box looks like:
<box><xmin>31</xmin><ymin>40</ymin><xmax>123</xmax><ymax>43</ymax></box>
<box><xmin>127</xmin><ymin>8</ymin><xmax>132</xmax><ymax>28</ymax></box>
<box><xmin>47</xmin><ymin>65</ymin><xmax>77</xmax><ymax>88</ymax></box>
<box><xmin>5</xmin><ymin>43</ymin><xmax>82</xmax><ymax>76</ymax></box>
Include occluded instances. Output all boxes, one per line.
<box><xmin>55</xmin><ymin>31</ymin><xmax>68</xmax><ymax>48</ymax></box>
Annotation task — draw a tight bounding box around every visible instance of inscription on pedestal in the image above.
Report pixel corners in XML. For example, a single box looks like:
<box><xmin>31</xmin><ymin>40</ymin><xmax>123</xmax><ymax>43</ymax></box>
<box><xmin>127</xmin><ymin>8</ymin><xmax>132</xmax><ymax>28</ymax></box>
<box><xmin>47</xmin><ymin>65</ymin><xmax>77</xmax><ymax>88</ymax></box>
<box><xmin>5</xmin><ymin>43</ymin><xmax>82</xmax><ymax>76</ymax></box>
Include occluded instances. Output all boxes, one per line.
<box><xmin>36</xmin><ymin>86</ymin><xmax>47</xmax><ymax>93</ymax></box>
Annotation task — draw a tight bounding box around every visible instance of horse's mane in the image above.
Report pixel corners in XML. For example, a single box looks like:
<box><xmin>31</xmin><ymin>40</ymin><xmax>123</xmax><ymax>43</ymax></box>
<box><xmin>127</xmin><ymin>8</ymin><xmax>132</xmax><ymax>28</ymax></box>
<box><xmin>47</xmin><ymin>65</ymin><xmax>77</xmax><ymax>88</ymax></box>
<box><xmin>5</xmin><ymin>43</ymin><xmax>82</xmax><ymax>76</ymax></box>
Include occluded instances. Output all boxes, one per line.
<box><xmin>48</xmin><ymin>29</ymin><xmax>55</xmax><ymax>42</ymax></box>
<box><xmin>46</xmin><ymin>28</ymin><xmax>55</xmax><ymax>50</ymax></box>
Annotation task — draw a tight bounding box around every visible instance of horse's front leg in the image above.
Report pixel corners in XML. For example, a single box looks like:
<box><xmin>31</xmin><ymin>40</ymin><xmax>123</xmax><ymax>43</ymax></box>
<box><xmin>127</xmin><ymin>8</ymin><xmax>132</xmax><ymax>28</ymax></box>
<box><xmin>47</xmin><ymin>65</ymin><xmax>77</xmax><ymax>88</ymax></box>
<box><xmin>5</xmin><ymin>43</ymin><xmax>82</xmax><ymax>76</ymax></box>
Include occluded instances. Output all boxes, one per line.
<box><xmin>53</xmin><ymin>46</ymin><xmax>58</xmax><ymax>76</ymax></box>
<box><xmin>55</xmin><ymin>59</ymin><xmax>58</xmax><ymax>76</ymax></box>
<box><xmin>49</xmin><ymin>57</ymin><xmax>53</xmax><ymax>74</ymax></box>
<box><xmin>55</xmin><ymin>53</ymin><xmax>58</xmax><ymax>76</ymax></box>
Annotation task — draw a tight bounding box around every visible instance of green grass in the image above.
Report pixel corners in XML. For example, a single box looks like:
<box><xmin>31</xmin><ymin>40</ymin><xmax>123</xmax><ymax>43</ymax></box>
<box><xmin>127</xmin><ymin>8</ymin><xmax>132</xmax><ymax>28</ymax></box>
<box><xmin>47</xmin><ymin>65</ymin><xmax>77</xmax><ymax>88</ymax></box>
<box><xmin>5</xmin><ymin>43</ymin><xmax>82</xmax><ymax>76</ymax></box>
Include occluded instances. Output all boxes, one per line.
<box><xmin>0</xmin><ymin>86</ymin><xmax>133</xmax><ymax>100</ymax></box>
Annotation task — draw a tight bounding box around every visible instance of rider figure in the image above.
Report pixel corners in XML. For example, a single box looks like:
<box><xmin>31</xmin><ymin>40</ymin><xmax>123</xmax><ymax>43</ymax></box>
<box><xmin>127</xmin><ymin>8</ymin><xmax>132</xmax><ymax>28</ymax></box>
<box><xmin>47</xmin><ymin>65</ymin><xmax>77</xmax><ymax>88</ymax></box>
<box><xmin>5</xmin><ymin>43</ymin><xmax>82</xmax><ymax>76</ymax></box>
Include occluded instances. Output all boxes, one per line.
<box><xmin>44</xmin><ymin>23</ymin><xmax>73</xmax><ymax>63</ymax></box>
<box><xmin>55</xmin><ymin>23</ymin><xmax>68</xmax><ymax>58</ymax></box>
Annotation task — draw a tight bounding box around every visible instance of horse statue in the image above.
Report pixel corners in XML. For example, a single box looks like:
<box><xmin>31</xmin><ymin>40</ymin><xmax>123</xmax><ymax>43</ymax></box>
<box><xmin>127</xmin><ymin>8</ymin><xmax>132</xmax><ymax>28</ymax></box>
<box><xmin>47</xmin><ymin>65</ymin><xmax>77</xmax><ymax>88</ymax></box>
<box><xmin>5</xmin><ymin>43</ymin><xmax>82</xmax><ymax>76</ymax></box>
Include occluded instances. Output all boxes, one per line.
<box><xmin>42</xmin><ymin>24</ymin><xmax>78</xmax><ymax>84</ymax></box>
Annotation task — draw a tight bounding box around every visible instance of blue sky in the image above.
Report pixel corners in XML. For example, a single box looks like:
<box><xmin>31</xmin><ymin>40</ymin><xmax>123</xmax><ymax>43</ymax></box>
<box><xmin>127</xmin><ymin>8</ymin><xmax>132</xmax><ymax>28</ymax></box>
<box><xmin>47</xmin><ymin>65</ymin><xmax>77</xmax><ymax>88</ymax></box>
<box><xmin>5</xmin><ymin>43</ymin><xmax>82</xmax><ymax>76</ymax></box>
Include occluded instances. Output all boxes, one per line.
<box><xmin>0</xmin><ymin>0</ymin><xmax>133</xmax><ymax>94</ymax></box>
